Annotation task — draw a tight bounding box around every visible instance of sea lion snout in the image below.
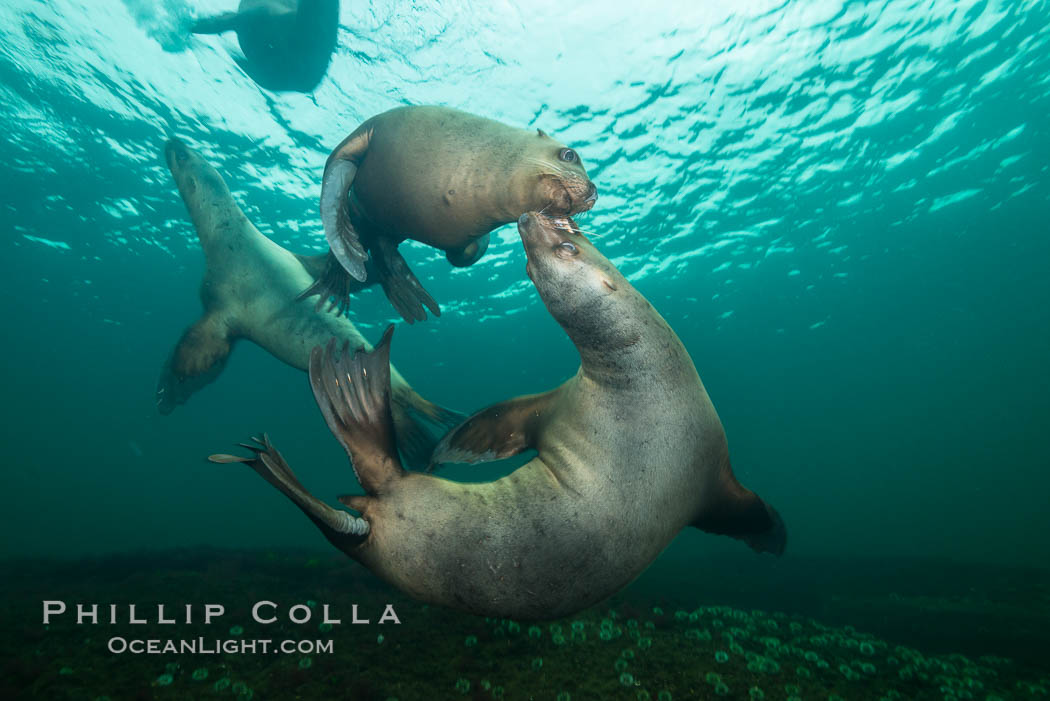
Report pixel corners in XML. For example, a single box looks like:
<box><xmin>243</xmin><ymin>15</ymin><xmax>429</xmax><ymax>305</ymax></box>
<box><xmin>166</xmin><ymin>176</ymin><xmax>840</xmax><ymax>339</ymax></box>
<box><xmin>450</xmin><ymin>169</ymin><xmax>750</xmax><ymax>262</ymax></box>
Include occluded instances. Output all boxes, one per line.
<box><xmin>517</xmin><ymin>212</ymin><xmax>571</xmax><ymax>249</ymax></box>
<box><xmin>164</xmin><ymin>138</ymin><xmax>191</xmax><ymax>170</ymax></box>
<box><xmin>579</xmin><ymin>182</ymin><xmax>598</xmax><ymax>212</ymax></box>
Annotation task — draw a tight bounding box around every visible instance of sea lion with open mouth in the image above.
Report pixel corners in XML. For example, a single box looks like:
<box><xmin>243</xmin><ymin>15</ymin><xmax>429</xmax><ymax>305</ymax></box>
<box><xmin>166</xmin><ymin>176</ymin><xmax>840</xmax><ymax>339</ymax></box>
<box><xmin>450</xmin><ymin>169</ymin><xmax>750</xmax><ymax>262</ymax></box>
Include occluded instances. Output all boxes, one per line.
<box><xmin>306</xmin><ymin>105</ymin><xmax>598</xmax><ymax>322</ymax></box>
<box><xmin>159</xmin><ymin>137</ymin><xmax>461</xmax><ymax>467</ymax></box>
<box><xmin>191</xmin><ymin>0</ymin><xmax>340</xmax><ymax>93</ymax></box>
<box><xmin>211</xmin><ymin>212</ymin><xmax>785</xmax><ymax>619</ymax></box>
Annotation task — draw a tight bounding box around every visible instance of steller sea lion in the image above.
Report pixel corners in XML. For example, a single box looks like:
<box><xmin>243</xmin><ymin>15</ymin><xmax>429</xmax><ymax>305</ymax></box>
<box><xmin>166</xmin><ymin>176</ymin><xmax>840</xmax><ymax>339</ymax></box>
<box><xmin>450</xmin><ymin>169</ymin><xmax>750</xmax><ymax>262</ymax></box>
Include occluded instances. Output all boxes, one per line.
<box><xmin>306</xmin><ymin>105</ymin><xmax>598</xmax><ymax>323</ymax></box>
<box><xmin>210</xmin><ymin>211</ymin><xmax>785</xmax><ymax>620</ymax></box>
<box><xmin>159</xmin><ymin>137</ymin><xmax>461</xmax><ymax>467</ymax></box>
<box><xmin>191</xmin><ymin>0</ymin><xmax>339</xmax><ymax>93</ymax></box>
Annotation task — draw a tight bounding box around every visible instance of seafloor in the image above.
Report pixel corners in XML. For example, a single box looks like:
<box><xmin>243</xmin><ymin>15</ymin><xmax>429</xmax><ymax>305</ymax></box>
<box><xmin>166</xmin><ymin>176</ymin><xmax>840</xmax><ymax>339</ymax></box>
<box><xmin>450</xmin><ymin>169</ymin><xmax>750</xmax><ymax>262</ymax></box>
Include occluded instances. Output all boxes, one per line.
<box><xmin>2</xmin><ymin>549</ymin><xmax>1048</xmax><ymax>700</ymax></box>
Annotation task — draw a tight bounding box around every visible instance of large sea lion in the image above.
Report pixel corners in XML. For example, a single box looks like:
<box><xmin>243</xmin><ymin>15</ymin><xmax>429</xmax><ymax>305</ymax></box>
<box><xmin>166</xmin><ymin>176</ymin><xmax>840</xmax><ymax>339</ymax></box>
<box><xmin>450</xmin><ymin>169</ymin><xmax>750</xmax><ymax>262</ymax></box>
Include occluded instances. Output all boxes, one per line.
<box><xmin>307</xmin><ymin>105</ymin><xmax>598</xmax><ymax>323</ymax></box>
<box><xmin>191</xmin><ymin>0</ymin><xmax>339</xmax><ymax>93</ymax></box>
<box><xmin>159</xmin><ymin>137</ymin><xmax>460</xmax><ymax>467</ymax></box>
<box><xmin>211</xmin><ymin>212</ymin><xmax>785</xmax><ymax>620</ymax></box>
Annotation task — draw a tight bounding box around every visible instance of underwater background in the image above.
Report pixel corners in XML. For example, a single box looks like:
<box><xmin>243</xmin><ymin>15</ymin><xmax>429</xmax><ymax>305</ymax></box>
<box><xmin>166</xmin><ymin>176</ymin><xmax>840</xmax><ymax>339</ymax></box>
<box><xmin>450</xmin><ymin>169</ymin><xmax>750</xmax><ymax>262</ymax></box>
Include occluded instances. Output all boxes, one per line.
<box><xmin>1</xmin><ymin>0</ymin><xmax>1048</xmax><ymax>699</ymax></box>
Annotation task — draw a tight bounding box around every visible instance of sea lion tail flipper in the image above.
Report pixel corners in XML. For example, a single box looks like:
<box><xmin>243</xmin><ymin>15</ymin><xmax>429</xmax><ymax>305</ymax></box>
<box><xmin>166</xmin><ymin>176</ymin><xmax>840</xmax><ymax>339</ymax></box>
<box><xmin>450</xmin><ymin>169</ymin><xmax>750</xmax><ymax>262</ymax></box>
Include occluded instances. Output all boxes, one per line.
<box><xmin>156</xmin><ymin>314</ymin><xmax>233</xmax><ymax>415</ymax></box>
<box><xmin>371</xmin><ymin>237</ymin><xmax>441</xmax><ymax>324</ymax></box>
<box><xmin>308</xmin><ymin>326</ymin><xmax>405</xmax><ymax>494</ymax></box>
<box><xmin>190</xmin><ymin>11</ymin><xmax>242</xmax><ymax>35</ymax></box>
<box><xmin>209</xmin><ymin>435</ymin><xmax>369</xmax><ymax>549</ymax></box>
<box><xmin>390</xmin><ymin>389</ymin><xmax>467</xmax><ymax>470</ymax></box>
<box><xmin>321</xmin><ymin>130</ymin><xmax>371</xmax><ymax>282</ymax></box>
<box><xmin>692</xmin><ymin>484</ymin><xmax>787</xmax><ymax>557</ymax></box>
<box><xmin>427</xmin><ymin>390</ymin><xmax>556</xmax><ymax>471</ymax></box>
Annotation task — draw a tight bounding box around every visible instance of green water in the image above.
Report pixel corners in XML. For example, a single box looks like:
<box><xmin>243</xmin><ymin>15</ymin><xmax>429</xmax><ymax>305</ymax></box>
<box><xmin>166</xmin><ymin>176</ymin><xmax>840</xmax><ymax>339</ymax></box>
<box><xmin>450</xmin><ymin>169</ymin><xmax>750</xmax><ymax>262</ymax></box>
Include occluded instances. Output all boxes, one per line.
<box><xmin>1</xmin><ymin>0</ymin><xmax>1048</xmax><ymax>698</ymax></box>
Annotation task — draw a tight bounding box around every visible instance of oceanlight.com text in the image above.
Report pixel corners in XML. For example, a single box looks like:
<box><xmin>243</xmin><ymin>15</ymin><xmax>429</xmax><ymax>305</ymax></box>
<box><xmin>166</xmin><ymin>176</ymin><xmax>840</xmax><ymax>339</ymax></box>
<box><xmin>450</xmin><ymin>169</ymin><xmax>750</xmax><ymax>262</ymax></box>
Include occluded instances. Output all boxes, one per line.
<box><xmin>107</xmin><ymin>637</ymin><xmax>335</xmax><ymax>655</ymax></box>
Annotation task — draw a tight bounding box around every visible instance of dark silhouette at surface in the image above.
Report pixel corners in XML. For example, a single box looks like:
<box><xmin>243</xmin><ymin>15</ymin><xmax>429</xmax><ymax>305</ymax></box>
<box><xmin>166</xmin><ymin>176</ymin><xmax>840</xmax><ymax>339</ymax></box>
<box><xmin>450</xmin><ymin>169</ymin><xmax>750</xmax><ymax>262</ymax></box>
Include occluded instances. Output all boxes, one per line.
<box><xmin>192</xmin><ymin>0</ymin><xmax>339</xmax><ymax>92</ymax></box>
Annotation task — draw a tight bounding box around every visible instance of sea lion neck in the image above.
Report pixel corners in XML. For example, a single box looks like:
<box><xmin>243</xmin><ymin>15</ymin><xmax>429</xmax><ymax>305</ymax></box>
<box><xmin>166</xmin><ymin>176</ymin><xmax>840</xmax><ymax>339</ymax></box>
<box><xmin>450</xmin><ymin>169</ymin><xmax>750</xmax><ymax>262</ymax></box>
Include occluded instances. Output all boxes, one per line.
<box><xmin>569</xmin><ymin>298</ymin><xmax>681</xmax><ymax>392</ymax></box>
<box><xmin>492</xmin><ymin>145</ymin><xmax>551</xmax><ymax>222</ymax></box>
<box><xmin>517</xmin><ymin>213</ymin><xmax>687</xmax><ymax>393</ymax></box>
<box><xmin>165</xmin><ymin>138</ymin><xmax>253</xmax><ymax>251</ymax></box>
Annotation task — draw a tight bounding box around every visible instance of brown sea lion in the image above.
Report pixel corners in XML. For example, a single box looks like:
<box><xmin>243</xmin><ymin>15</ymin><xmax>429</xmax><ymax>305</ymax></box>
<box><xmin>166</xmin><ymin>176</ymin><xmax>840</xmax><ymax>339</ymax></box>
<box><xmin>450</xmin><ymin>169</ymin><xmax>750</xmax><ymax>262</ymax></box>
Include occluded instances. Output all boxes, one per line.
<box><xmin>158</xmin><ymin>137</ymin><xmax>461</xmax><ymax>467</ymax></box>
<box><xmin>307</xmin><ymin>105</ymin><xmax>598</xmax><ymax>322</ymax></box>
<box><xmin>211</xmin><ymin>212</ymin><xmax>785</xmax><ymax>620</ymax></box>
<box><xmin>191</xmin><ymin>0</ymin><xmax>339</xmax><ymax>93</ymax></box>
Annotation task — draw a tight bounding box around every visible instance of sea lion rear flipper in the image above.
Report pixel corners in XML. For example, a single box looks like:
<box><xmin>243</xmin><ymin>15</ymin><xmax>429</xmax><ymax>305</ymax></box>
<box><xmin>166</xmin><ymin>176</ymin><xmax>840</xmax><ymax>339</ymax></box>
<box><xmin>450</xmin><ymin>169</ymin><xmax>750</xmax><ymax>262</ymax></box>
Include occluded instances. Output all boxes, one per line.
<box><xmin>390</xmin><ymin>389</ymin><xmax>467</xmax><ymax>470</ymax></box>
<box><xmin>294</xmin><ymin>252</ymin><xmax>332</xmax><ymax>280</ymax></box>
<box><xmin>297</xmin><ymin>252</ymin><xmax>375</xmax><ymax>316</ymax></box>
<box><xmin>427</xmin><ymin>390</ymin><xmax>556</xmax><ymax>471</ymax></box>
<box><xmin>156</xmin><ymin>314</ymin><xmax>233</xmax><ymax>414</ymax></box>
<box><xmin>445</xmin><ymin>233</ymin><xmax>490</xmax><ymax>268</ymax></box>
<box><xmin>692</xmin><ymin>482</ymin><xmax>787</xmax><ymax>557</ymax></box>
<box><xmin>321</xmin><ymin>129</ymin><xmax>372</xmax><ymax>282</ymax></box>
<box><xmin>308</xmin><ymin>326</ymin><xmax>405</xmax><ymax>494</ymax></box>
<box><xmin>190</xmin><ymin>11</ymin><xmax>243</xmax><ymax>35</ymax></box>
<box><xmin>209</xmin><ymin>435</ymin><xmax>369</xmax><ymax>548</ymax></box>
<box><xmin>370</xmin><ymin>237</ymin><xmax>441</xmax><ymax>323</ymax></box>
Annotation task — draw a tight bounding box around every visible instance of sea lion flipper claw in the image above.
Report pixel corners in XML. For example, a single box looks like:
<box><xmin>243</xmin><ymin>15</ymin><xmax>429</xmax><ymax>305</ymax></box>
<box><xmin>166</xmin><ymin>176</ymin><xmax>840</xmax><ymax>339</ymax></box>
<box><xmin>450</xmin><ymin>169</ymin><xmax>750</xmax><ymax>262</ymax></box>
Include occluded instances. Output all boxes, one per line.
<box><xmin>309</xmin><ymin>326</ymin><xmax>405</xmax><ymax>494</ymax></box>
<box><xmin>428</xmin><ymin>390</ymin><xmax>557</xmax><ymax>471</ymax></box>
<box><xmin>371</xmin><ymin>237</ymin><xmax>440</xmax><ymax>324</ymax></box>
<box><xmin>208</xmin><ymin>436</ymin><xmax>370</xmax><ymax>544</ymax></box>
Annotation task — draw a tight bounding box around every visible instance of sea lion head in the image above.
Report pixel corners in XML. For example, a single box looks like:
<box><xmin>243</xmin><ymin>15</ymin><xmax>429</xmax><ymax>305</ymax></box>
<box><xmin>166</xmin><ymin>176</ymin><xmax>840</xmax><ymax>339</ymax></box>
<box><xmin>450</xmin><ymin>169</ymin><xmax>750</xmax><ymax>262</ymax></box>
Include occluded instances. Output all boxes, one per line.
<box><xmin>165</xmin><ymin>138</ymin><xmax>231</xmax><ymax>204</ymax></box>
<box><xmin>527</xmin><ymin>129</ymin><xmax>598</xmax><ymax>216</ymax></box>
<box><xmin>518</xmin><ymin>212</ymin><xmax>644</xmax><ymax>356</ymax></box>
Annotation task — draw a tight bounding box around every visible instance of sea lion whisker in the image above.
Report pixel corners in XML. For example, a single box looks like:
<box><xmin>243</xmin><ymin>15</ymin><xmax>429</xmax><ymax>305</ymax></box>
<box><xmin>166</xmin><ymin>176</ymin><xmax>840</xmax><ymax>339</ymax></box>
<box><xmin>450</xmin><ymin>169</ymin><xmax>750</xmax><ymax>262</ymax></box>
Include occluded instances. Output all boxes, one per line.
<box><xmin>523</xmin><ymin>157</ymin><xmax>575</xmax><ymax>178</ymax></box>
<box><xmin>570</xmin><ymin>226</ymin><xmax>604</xmax><ymax>239</ymax></box>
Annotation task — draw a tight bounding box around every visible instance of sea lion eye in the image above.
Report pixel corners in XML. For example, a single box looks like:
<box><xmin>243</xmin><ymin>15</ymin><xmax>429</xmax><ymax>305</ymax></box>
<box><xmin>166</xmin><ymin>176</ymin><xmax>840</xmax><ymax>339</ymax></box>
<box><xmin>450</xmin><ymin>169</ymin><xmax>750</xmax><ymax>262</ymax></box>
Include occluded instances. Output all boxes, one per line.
<box><xmin>556</xmin><ymin>241</ymin><xmax>579</xmax><ymax>257</ymax></box>
<box><xmin>559</xmin><ymin>148</ymin><xmax>577</xmax><ymax>163</ymax></box>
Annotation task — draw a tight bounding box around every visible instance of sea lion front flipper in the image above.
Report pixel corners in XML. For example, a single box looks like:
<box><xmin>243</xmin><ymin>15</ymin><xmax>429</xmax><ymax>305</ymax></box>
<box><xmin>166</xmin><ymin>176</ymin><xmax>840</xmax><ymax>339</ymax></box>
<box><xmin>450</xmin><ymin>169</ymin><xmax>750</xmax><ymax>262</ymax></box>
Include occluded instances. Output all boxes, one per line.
<box><xmin>308</xmin><ymin>326</ymin><xmax>405</xmax><ymax>494</ymax></box>
<box><xmin>209</xmin><ymin>435</ymin><xmax>370</xmax><ymax>548</ymax></box>
<box><xmin>691</xmin><ymin>479</ymin><xmax>787</xmax><ymax>557</ymax></box>
<box><xmin>370</xmin><ymin>237</ymin><xmax>440</xmax><ymax>323</ymax></box>
<box><xmin>156</xmin><ymin>314</ymin><xmax>233</xmax><ymax>414</ymax></box>
<box><xmin>190</xmin><ymin>11</ymin><xmax>244</xmax><ymax>35</ymax></box>
<box><xmin>320</xmin><ymin>129</ymin><xmax>372</xmax><ymax>282</ymax></box>
<box><xmin>428</xmin><ymin>390</ymin><xmax>557</xmax><ymax>471</ymax></box>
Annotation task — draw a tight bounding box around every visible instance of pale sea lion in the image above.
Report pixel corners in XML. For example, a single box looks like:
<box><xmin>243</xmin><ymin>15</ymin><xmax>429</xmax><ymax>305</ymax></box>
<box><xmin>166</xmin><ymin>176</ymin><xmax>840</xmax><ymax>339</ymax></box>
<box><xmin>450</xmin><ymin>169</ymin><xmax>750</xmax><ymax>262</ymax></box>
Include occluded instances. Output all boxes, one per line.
<box><xmin>306</xmin><ymin>105</ymin><xmax>598</xmax><ymax>323</ymax></box>
<box><xmin>191</xmin><ymin>0</ymin><xmax>339</xmax><ymax>93</ymax></box>
<box><xmin>211</xmin><ymin>212</ymin><xmax>785</xmax><ymax>620</ymax></box>
<box><xmin>159</xmin><ymin>137</ymin><xmax>461</xmax><ymax>467</ymax></box>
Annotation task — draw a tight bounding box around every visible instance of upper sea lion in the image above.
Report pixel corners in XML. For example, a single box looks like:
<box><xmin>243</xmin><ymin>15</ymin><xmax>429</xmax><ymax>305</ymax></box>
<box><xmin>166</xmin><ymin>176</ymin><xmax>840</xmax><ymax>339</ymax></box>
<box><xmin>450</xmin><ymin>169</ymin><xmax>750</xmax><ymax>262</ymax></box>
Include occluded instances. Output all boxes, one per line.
<box><xmin>306</xmin><ymin>105</ymin><xmax>598</xmax><ymax>322</ymax></box>
<box><xmin>159</xmin><ymin>137</ymin><xmax>461</xmax><ymax>467</ymax></box>
<box><xmin>211</xmin><ymin>212</ymin><xmax>785</xmax><ymax>620</ymax></box>
<box><xmin>191</xmin><ymin>0</ymin><xmax>339</xmax><ymax>93</ymax></box>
